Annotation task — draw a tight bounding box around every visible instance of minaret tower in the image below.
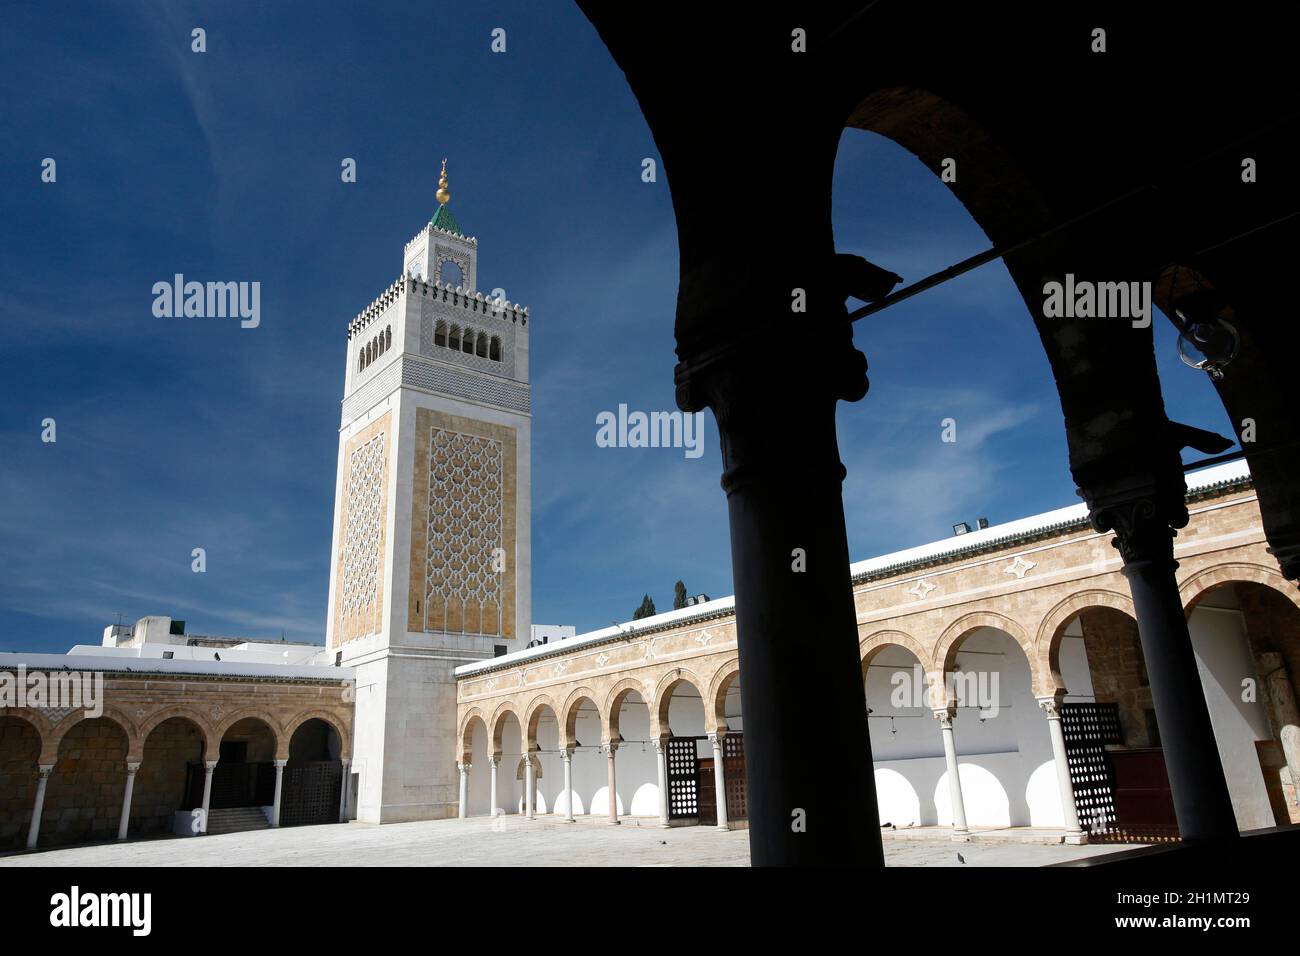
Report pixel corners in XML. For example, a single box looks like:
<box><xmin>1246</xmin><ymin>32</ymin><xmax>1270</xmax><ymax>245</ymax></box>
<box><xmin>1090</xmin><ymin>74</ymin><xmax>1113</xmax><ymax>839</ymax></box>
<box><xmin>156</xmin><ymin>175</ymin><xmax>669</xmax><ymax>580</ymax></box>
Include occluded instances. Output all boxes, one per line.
<box><xmin>325</xmin><ymin>163</ymin><xmax>532</xmax><ymax>822</ymax></box>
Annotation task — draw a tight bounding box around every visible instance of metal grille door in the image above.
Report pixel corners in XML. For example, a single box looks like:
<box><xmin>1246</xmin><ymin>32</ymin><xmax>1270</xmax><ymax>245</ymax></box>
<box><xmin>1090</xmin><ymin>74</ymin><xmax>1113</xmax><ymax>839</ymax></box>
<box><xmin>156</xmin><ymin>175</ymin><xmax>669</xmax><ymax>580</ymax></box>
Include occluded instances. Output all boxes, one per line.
<box><xmin>1060</xmin><ymin>702</ymin><xmax>1121</xmax><ymax>837</ymax></box>
<box><xmin>666</xmin><ymin>737</ymin><xmax>699</xmax><ymax>819</ymax></box>
<box><xmin>280</xmin><ymin>762</ymin><xmax>342</xmax><ymax>827</ymax></box>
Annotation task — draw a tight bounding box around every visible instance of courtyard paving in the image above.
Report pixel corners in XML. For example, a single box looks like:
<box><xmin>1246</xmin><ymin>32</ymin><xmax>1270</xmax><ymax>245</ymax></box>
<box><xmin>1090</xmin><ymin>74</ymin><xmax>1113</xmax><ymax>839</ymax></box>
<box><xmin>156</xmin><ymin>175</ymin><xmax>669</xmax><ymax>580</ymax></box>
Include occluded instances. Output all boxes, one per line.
<box><xmin>0</xmin><ymin>815</ymin><xmax>1131</xmax><ymax>867</ymax></box>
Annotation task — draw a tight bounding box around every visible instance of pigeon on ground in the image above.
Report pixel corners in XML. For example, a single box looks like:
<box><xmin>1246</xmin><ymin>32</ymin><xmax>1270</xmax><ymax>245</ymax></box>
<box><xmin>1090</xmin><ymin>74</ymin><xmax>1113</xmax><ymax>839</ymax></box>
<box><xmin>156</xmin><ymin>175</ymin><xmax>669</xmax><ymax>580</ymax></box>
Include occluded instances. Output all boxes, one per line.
<box><xmin>957</xmin><ymin>852</ymin><xmax>966</xmax><ymax>864</ymax></box>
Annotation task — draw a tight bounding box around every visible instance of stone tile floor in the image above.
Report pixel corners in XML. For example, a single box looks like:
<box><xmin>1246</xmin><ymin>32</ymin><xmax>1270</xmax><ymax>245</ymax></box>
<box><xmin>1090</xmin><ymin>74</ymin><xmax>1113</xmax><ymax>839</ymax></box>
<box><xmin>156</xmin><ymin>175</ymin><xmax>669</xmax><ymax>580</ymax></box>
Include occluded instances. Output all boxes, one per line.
<box><xmin>0</xmin><ymin>815</ymin><xmax>1135</xmax><ymax>867</ymax></box>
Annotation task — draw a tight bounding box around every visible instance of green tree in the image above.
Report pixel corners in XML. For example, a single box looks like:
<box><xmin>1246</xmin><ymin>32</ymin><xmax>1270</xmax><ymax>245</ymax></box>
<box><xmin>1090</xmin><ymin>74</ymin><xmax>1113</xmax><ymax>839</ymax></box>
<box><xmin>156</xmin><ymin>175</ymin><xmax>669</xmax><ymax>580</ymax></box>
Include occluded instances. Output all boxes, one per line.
<box><xmin>633</xmin><ymin>594</ymin><xmax>656</xmax><ymax>620</ymax></box>
<box><xmin>673</xmin><ymin>580</ymin><xmax>688</xmax><ymax>610</ymax></box>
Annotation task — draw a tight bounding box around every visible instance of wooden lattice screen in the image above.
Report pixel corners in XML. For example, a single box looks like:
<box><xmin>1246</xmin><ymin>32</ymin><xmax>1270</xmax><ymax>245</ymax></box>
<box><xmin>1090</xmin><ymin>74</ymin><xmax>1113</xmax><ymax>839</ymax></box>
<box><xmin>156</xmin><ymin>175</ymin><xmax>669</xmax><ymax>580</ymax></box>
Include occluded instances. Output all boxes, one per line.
<box><xmin>722</xmin><ymin>734</ymin><xmax>747</xmax><ymax>822</ymax></box>
<box><xmin>667</xmin><ymin>737</ymin><xmax>700</xmax><ymax>819</ymax></box>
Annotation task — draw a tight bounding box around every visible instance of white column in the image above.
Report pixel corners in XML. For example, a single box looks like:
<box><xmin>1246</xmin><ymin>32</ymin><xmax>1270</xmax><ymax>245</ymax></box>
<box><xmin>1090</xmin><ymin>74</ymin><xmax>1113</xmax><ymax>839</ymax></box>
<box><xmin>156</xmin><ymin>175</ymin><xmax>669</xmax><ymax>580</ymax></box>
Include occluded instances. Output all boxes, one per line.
<box><xmin>457</xmin><ymin>762</ymin><xmax>470</xmax><ymax>819</ymax></box>
<box><xmin>603</xmin><ymin>742</ymin><xmax>620</xmax><ymax>824</ymax></box>
<box><xmin>338</xmin><ymin>758</ymin><xmax>351</xmax><ymax>823</ymax></box>
<box><xmin>271</xmin><ymin>759</ymin><xmax>287</xmax><ymax>827</ymax></box>
<box><xmin>708</xmin><ymin>732</ymin><xmax>730</xmax><ymax>831</ymax></box>
<box><xmin>654</xmin><ymin>738</ymin><xmax>670</xmax><ymax>828</ymax></box>
<box><xmin>489</xmin><ymin>756</ymin><xmax>500</xmax><ymax>816</ymax></box>
<box><xmin>561</xmin><ymin>749</ymin><xmax>575</xmax><ymax>822</ymax></box>
<box><xmin>524</xmin><ymin>754</ymin><xmax>535</xmax><ymax>819</ymax></box>
<box><xmin>200</xmin><ymin>760</ymin><xmax>217</xmax><ymax>835</ymax></box>
<box><xmin>117</xmin><ymin>761</ymin><xmax>140</xmax><ymax>841</ymax></box>
<box><xmin>934</xmin><ymin>707</ymin><xmax>971</xmax><ymax>841</ymax></box>
<box><xmin>26</xmin><ymin>764</ymin><xmax>54</xmax><ymax>850</ymax></box>
<box><xmin>1039</xmin><ymin>697</ymin><xmax>1087</xmax><ymax>845</ymax></box>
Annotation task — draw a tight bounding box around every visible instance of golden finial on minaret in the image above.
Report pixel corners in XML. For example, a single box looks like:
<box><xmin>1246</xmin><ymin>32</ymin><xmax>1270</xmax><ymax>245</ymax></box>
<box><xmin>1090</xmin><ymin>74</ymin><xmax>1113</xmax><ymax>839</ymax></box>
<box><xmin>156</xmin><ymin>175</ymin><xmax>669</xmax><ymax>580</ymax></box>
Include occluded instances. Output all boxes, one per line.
<box><xmin>435</xmin><ymin>158</ymin><xmax>451</xmax><ymax>205</ymax></box>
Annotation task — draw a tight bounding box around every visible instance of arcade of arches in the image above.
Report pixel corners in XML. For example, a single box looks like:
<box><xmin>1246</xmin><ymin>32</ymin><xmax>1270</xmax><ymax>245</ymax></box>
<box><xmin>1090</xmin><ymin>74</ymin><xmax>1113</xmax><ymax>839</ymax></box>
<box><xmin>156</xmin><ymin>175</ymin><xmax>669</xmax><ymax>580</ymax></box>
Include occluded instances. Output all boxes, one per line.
<box><xmin>457</xmin><ymin>468</ymin><xmax>1300</xmax><ymax>842</ymax></box>
<box><xmin>0</xmin><ymin>671</ymin><xmax>353</xmax><ymax>850</ymax></box>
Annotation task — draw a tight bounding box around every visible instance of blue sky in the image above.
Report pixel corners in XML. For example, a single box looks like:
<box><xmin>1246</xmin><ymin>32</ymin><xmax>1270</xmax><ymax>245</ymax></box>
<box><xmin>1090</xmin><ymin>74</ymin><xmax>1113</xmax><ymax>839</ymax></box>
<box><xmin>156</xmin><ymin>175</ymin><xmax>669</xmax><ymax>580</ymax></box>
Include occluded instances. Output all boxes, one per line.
<box><xmin>0</xmin><ymin>1</ymin><xmax>1232</xmax><ymax>653</ymax></box>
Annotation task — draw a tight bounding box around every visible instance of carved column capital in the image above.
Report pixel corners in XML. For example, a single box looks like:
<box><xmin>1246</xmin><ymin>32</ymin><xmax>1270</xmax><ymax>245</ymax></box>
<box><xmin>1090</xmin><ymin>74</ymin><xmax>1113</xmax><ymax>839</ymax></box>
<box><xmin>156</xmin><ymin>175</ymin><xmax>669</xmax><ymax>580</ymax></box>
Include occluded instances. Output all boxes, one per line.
<box><xmin>1037</xmin><ymin>697</ymin><xmax>1064</xmax><ymax>720</ymax></box>
<box><xmin>706</xmin><ymin>731</ymin><xmax>727</xmax><ymax>747</ymax></box>
<box><xmin>932</xmin><ymin>707</ymin><xmax>956</xmax><ymax>729</ymax></box>
<box><xmin>37</xmin><ymin>763</ymin><xmax>55</xmax><ymax>779</ymax></box>
<box><xmin>601</xmin><ymin>741</ymin><xmax>619</xmax><ymax>756</ymax></box>
<box><xmin>457</xmin><ymin>761</ymin><xmax>471</xmax><ymax>775</ymax></box>
<box><xmin>487</xmin><ymin>755</ymin><xmax>500</xmax><ymax>769</ymax></box>
<box><xmin>652</xmin><ymin>738</ymin><xmax>667</xmax><ymax>755</ymax></box>
<box><xmin>203</xmin><ymin>760</ymin><xmax>218</xmax><ymax>772</ymax></box>
<box><xmin>673</xmin><ymin>326</ymin><xmax>866</xmax><ymax>496</ymax></box>
<box><xmin>1078</xmin><ymin>472</ymin><xmax>1188</xmax><ymax>567</ymax></box>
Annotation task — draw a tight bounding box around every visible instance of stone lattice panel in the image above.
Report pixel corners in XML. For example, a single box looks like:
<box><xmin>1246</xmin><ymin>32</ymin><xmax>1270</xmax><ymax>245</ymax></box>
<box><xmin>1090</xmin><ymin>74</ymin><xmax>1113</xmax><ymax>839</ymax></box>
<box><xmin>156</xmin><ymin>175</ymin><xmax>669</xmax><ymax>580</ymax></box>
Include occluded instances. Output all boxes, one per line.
<box><xmin>426</xmin><ymin>428</ymin><xmax>504</xmax><ymax>635</ymax></box>
<box><xmin>409</xmin><ymin>408</ymin><xmax>516</xmax><ymax>639</ymax></box>
<box><xmin>333</xmin><ymin>414</ymin><xmax>390</xmax><ymax>645</ymax></box>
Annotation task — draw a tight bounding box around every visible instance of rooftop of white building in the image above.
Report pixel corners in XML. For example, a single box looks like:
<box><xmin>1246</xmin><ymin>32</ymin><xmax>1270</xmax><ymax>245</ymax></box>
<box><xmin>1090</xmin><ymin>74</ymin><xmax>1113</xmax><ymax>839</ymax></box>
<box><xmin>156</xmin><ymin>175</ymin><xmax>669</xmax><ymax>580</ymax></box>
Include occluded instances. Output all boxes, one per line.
<box><xmin>0</xmin><ymin>615</ymin><xmax>350</xmax><ymax>681</ymax></box>
<box><xmin>454</xmin><ymin>458</ymin><xmax>1254</xmax><ymax>678</ymax></box>
<box><xmin>0</xmin><ymin>650</ymin><xmax>352</xmax><ymax>682</ymax></box>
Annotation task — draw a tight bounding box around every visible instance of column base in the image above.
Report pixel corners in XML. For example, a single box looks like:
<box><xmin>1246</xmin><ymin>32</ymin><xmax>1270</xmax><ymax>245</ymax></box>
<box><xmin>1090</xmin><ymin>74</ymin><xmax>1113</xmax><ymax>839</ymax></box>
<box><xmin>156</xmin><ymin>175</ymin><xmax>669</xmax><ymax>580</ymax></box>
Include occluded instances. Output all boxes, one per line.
<box><xmin>951</xmin><ymin>830</ymin><xmax>972</xmax><ymax>843</ymax></box>
<box><xmin>608</xmin><ymin>820</ymin><xmax>621</xmax><ymax>826</ymax></box>
<box><xmin>1064</xmin><ymin>831</ymin><xmax>1088</xmax><ymax>845</ymax></box>
<box><xmin>716</xmin><ymin>824</ymin><xmax>730</xmax><ymax>832</ymax></box>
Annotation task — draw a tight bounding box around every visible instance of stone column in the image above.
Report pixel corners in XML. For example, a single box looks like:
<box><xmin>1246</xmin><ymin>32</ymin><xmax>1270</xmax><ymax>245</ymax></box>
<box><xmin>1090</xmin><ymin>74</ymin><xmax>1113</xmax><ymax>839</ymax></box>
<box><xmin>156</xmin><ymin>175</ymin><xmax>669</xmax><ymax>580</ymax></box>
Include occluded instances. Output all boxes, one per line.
<box><xmin>338</xmin><ymin>758</ymin><xmax>351</xmax><ymax>823</ymax></box>
<box><xmin>524</xmin><ymin>754</ymin><xmax>535</xmax><ymax>819</ymax></box>
<box><xmin>25</xmin><ymin>764</ymin><xmax>54</xmax><ymax>850</ymax></box>
<box><xmin>1258</xmin><ymin>652</ymin><xmax>1300</xmax><ymax>809</ymax></box>
<box><xmin>457</xmin><ymin>762</ymin><xmax>470</xmax><ymax>819</ymax></box>
<box><xmin>708</xmin><ymin>732</ymin><xmax>730</xmax><ymax>831</ymax></box>
<box><xmin>653</xmin><ymin>738</ymin><xmax>670</xmax><ymax>828</ymax></box>
<box><xmin>200</xmin><ymin>760</ymin><xmax>217</xmax><ymax>835</ymax></box>
<box><xmin>1037</xmin><ymin>697</ymin><xmax>1086</xmax><ymax>844</ymax></box>
<box><xmin>603</xmin><ymin>742</ymin><xmax>620</xmax><ymax>824</ymax></box>
<box><xmin>271</xmin><ymin>759</ymin><xmax>287</xmax><ymax>828</ymax></box>
<box><xmin>117</xmin><ymin>761</ymin><xmax>140</xmax><ymax>841</ymax></box>
<box><xmin>674</xmin><ymin>301</ymin><xmax>885</xmax><ymax>866</ymax></box>
<box><xmin>1085</xmin><ymin>481</ymin><xmax>1238</xmax><ymax>841</ymax></box>
<box><xmin>489</xmin><ymin>756</ymin><xmax>500</xmax><ymax>817</ymax></box>
<box><xmin>934</xmin><ymin>708</ymin><xmax>971</xmax><ymax>841</ymax></box>
<box><xmin>561</xmin><ymin>749</ymin><xmax>575</xmax><ymax>822</ymax></box>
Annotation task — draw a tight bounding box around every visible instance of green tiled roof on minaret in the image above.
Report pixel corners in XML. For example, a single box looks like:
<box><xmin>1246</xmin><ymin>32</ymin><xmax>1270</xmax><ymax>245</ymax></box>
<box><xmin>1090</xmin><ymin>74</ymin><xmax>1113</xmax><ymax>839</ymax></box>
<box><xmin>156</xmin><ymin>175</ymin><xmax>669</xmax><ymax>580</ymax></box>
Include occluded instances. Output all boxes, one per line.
<box><xmin>430</xmin><ymin>203</ymin><xmax>463</xmax><ymax>237</ymax></box>
<box><xmin>429</xmin><ymin>158</ymin><xmax>465</xmax><ymax>236</ymax></box>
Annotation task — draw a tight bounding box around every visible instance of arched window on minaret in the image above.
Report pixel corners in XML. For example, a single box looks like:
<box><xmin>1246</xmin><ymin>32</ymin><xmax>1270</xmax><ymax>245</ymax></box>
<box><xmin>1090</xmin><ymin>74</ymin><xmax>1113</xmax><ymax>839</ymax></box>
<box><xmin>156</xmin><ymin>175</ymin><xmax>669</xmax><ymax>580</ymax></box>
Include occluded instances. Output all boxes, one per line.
<box><xmin>358</xmin><ymin>351</ymin><xmax>364</xmax><ymax>373</ymax></box>
<box><xmin>440</xmin><ymin>258</ymin><xmax>463</xmax><ymax>289</ymax></box>
<box><xmin>448</xmin><ymin>325</ymin><xmax>460</xmax><ymax>351</ymax></box>
<box><xmin>462</xmin><ymin>329</ymin><xmax>474</xmax><ymax>355</ymax></box>
<box><xmin>475</xmin><ymin>332</ymin><xmax>488</xmax><ymax>358</ymax></box>
<box><xmin>435</xmin><ymin>321</ymin><xmax>447</xmax><ymax>348</ymax></box>
<box><xmin>489</xmin><ymin>336</ymin><xmax>501</xmax><ymax>361</ymax></box>
<box><xmin>385</xmin><ymin>326</ymin><xmax>392</xmax><ymax>351</ymax></box>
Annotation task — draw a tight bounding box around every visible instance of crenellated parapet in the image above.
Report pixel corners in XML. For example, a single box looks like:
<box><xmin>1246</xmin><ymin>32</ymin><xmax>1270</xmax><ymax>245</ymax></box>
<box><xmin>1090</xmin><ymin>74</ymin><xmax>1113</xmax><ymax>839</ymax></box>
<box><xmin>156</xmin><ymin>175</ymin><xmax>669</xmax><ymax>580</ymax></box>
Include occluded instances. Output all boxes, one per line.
<box><xmin>405</xmin><ymin>222</ymin><xmax>477</xmax><ymax>251</ymax></box>
<box><xmin>407</xmin><ymin>276</ymin><xmax>529</xmax><ymax>326</ymax></box>
<box><xmin>347</xmin><ymin>276</ymin><xmax>529</xmax><ymax>340</ymax></box>
<box><xmin>347</xmin><ymin>276</ymin><xmax>406</xmax><ymax>340</ymax></box>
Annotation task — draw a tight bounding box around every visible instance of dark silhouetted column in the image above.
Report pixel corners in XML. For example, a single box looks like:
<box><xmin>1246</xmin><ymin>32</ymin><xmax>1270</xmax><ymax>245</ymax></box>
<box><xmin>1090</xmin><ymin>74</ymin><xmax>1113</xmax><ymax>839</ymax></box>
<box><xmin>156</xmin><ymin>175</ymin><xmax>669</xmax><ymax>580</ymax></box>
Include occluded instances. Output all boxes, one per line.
<box><xmin>1084</xmin><ymin>477</ymin><xmax>1238</xmax><ymax>841</ymax></box>
<box><xmin>677</xmin><ymin>332</ymin><xmax>883</xmax><ymax>866</ymax></box>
